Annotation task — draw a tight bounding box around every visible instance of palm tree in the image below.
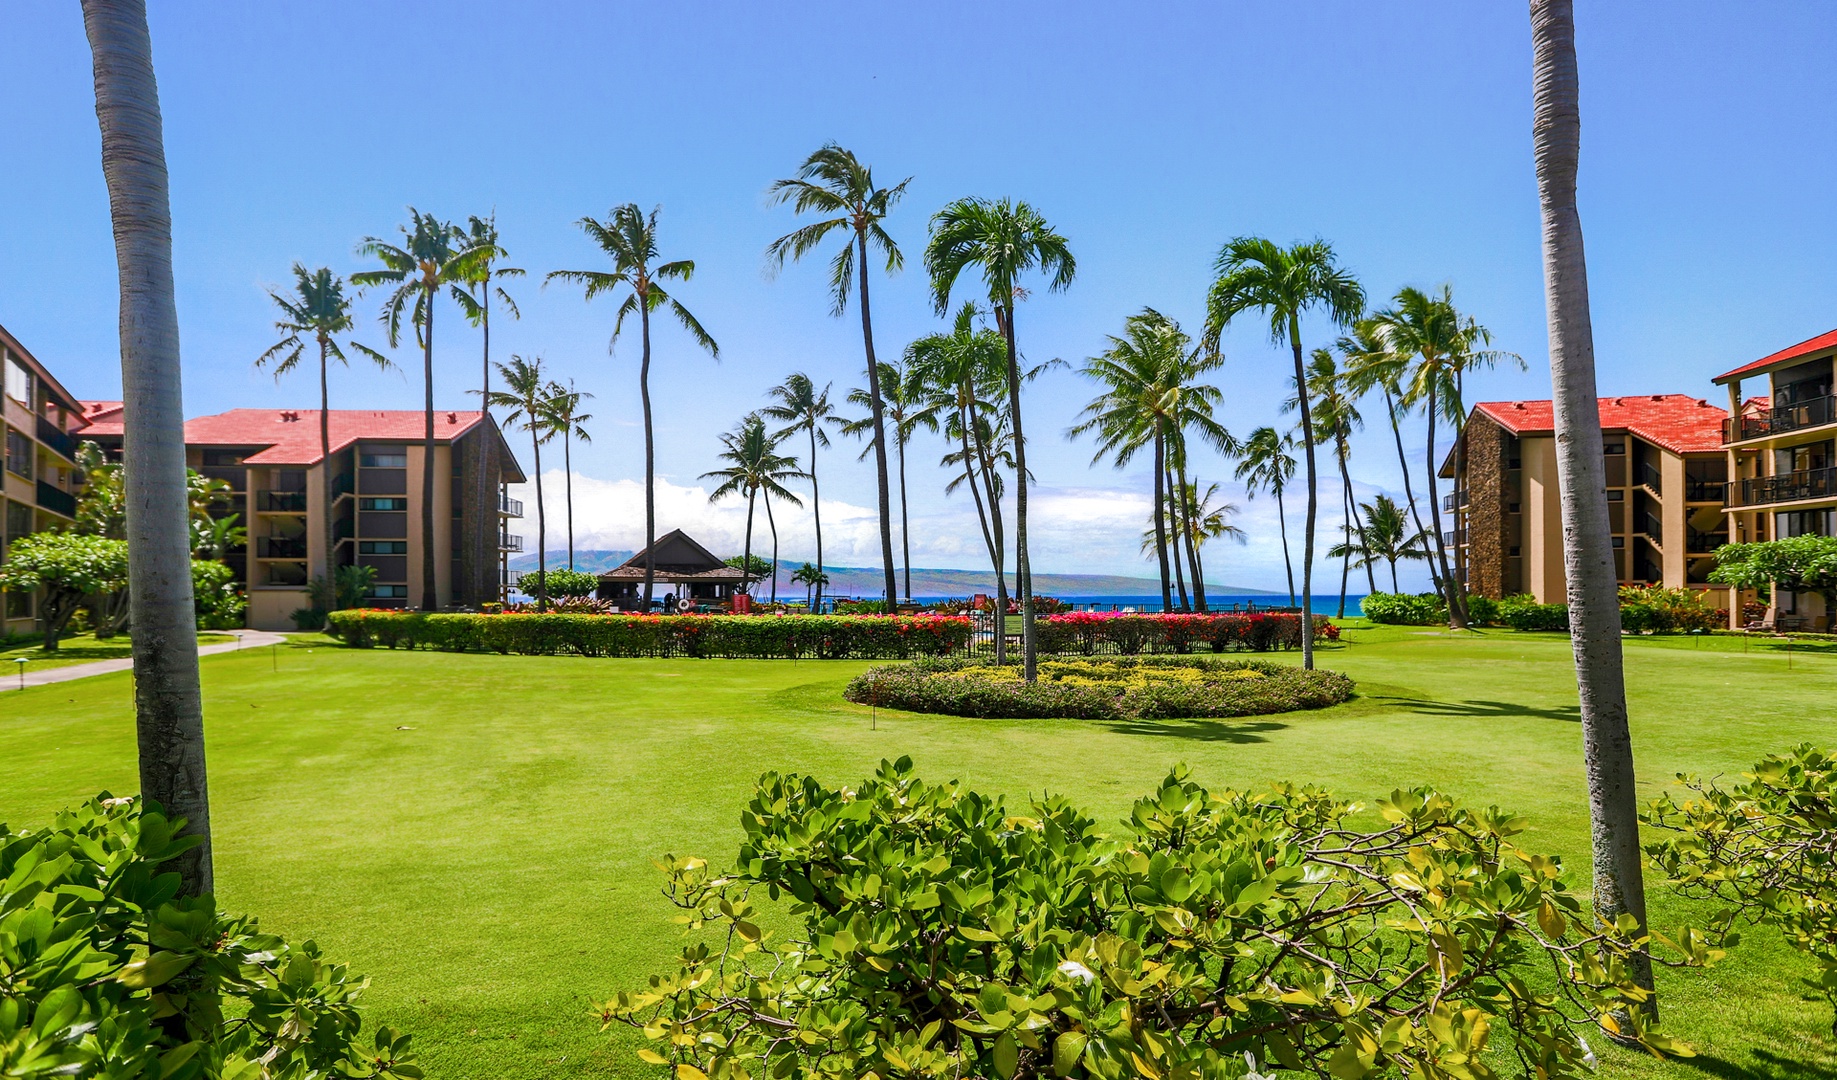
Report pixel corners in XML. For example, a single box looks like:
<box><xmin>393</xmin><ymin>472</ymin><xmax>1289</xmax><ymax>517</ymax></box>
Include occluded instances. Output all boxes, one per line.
<box><xmin>545</xmin><ymin>379</ymin><xmax>593</xmax><ymax>570</ymax></box>
<box><xmin>838</xmin><ymin>358</ymin><xmax>933</xmax><ymax>602</ymax></box>
<box><xmin>547</xmin><ymin>204</ymin><xmax>718</xmax><ymax>609</ymax></box>
<box><xmin>791</xmin><ymin>562</ymin><xmax>828</xmax><ymax>608</ymax></box>
<box><xmin>925</xmin><ymin>198</ymin><xmax>1074</xmax><ymax>681</ymax></box>
<box><xmin>485</xmin><ymin>356</ymin><xmax>557</xmax><ymax>612</ymax></box>
<box><xmin>1369</xmin><ymin>285</ymin><xmax>1519</xmax><ymax>628</ymax></box>
<box><xmin>1339</xmin><ymin>319</ymin><xmax>1445</xmax><ymax>603</ymax></box>
<box><xmin>455</xmin><ymin>213</ymin><xmax>523</xmax><ymax>420</ymax></box>
<box><xmin>1180</xmin><ymin>480</ymin><xmax>1246</xmax><ymax>604</ymax></box>
<box><xmin>1530</xmin><ymin>0</ymin><xmax>1653</xmax><ymax>1011</ymax></box>
<box><xmin>256</xmin><ymin>264</ymin><xmax>392</xmax><ymax>576</ymax></box>
<box><xmin>82</xmin><ymin>0</ymin><xmax>211</xmax><ymax>896</ymax></box>
<box><xmin>702</xmin><ymin>413</ymin><xmax>806</xmax><ymax>598</ymax></box>
<box><xmin>762</xmin><ymin>373</ymin><xmax>838</xmax><ymax>609</ymax></box>
<box><xmin>1206</xmin><ymin>238</ymin><xmax>1364</xmax><ymax>670</ymax></box>
<box><xmin>353</xmin><ymin>209</ymin><xmax>487</xmax><ymax>611</ymax></box>
<box><xmin>1236</xmin><ymin>426</ymin><xmax>1298</xmax><ymax>606</ymax></box>
<box><xmin>1341</xmin><ymin>494</ymin><xmax>1428</xmax><ymax>592</ymax></box>
<box><xmin>767</xmin><ymin>144</ymin><xmax>911</xmax><ymax>605</ymax></box>
<box><xmin>1291</xmin><ymin>348</ymin><xmax>1366</xmax><ymax>615</ymax></box>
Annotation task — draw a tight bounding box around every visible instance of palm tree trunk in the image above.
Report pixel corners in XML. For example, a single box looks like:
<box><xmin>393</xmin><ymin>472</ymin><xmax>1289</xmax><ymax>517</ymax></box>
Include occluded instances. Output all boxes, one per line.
<box><xmin>856</xmin><ymin>231</ymin><xmax>899</xmax><ymax>605</ymax></box>
<box><xmin>960</xmin><ymin>420</ymin><xmax>997</xmax><ymax>574</ymax></box>
<box><xmin>1531</xmin><ymin>0</ymin><xmax>1653</xmax><ymax>1011</ymax></box>
<box><xmin>319</xmin><ymin>337</ymin><xmax>335</xmax><ymax>588</ymax></box>
<box><xmin>477</xmin><ymin>293</ymin><xmax>492</xmax><ymax>606</ymax></box>
<box><xmin>764</xmin><ymin>491</ymin><xmax>779</xmax><ymax>603</ymax></box>
<box><xmin>1276</xmin><ymin>486</ymin><xmax>1296</xmax><ymax>607</ymax></box>
<box><xmin>1153</xmin><ymin>432</ymin><xmax>1172</xmax><ymax>611</ymax></box>
<box><xmin>532</xmin><ymin>428</ymin><xmax>546</xmax><ymax>612</ymax></box>
<box><xmin>742</xmin><ymin>486</ymin><xmax>756</xmax><ymax>597</ymax></box>
<box><xmin>564</xmin><ymin>431</ymin><xmax>575</xmax><ymax>571</ymax></box>
<box><xmin>1000</xmin><ymin>311</ymin><xmax>1037</xmax><ymax>681</ymax></box>
<box><xmin>83</xmin><ymin>0</ymin><xmax>210</xmax><ymax>895</ymax></box>
<box><xmin>1177</xmin><ymin>463</ymin><xmax>1205</xmax><ymax>611</ymax></box>
<box><xmin>972</xmin><ymin>420</ymin><xmax>1007</xmax><ymax>666</ymax></box>
<box><xmin>1336</xmin><ymin>451</ymin><xmax>1352</xmax><ymax>619</ymax></box>
<box><xmin>1289</xmin><ymin>318</ymin><xmax>1318</xmax><ymax>670</ymax></box>
<box><xmin>897</xmin><ymin>426</ymin><xmax>912</xmax><ymax>602</ymax></box>
<box><xmin>1167</xmin><ymin>469</ymin><xmax>1189</xmax><ymax>610</ymax></box>
<box><xmin>1424</xmin><ymin>385</ymin><xmax>1467</xmax><ymax>628</ymax></box>
<box><xmin>1386</xmin><ymin>385</ymin><xmax>1444</xmax><ymax>600</ymax></box>
<box><xmin>640</xmin><ymin>301</ymin><xmax>656</xmax><ymax>609</ymax></box>
<box><xmin>807</xmin><ymin>424</ymin><xmax>823</xmax><ymax>610</ymax></box>
<box><xmin>419</xmin><ymin>289</ymin><xmax>438</xmax><ymax>611</ymax></box>
<box><xmin>1388</xmin><ymin>555</ymin><xmax>1400</xmax><ymax>593</ymax></box>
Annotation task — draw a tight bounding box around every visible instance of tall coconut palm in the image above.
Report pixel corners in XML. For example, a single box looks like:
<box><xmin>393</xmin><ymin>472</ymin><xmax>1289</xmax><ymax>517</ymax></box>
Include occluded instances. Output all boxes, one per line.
<box><xmin>838</xmin><ymin>358</ymin><xmax>933</xmax><ymax>602</ymax></box>
<box><xmin>1206</xmin><ymin>238</ymin><xmax>1364</xmax><ymax>668</ymax></box>
<box><xmin>547</xmin><ymin>204</ymin><xmax>718</xmax><ymax>609</ymax></box>
<box><xmin>485</xmin><ymin>357</ymin><xmax>557</xmax><ymax>612</ymax></box>
<box><xmin>256</xmin><ymin>264</ymin><xmax>392</xmax><ymax>577</ymax></box>
<box><xmin>762</xmin><ymin>373</ymin><xmax>838</xmax><ymax>609</ymax></box>
<box><xmin>925</xmin><ymin>198</ymin><xmax>1075</xmax><ymax>681</ymax></box>
<box><xmin>82</xmin><ymin>0</ymin><xmax>211</xmax><ymax>895</ymax></box>
<box><xmin>545</xmin><ymin>379</ymin><xmax>593</xmax><ymax>570</ymax></box>
<box><xmin>1369</xmin><ymin>285</ymin><xmax>1519</xmax><ymax>629</ymax></box>
<box><xmin>1236</xmin><ymin>426</ymin><xmax>1299</xmax><ymax>607</ymax></box>
<box><xmin>1290</xmin><ymin>348</ymin><xmax>1367</xmax><ymax>614</ymax></box>
<box><xmin>353</xmin><ymin>209</ymin><xmax>487</xmax><ymax>611</ymax></box>
<box><xmin>1530</xmin><ymin>0</ymin><xmax>1653</xmax><ymax>1010</ymax></box>
<box><xmin>702</xmin><ymin>413</ymin><xmax>806</xmax><ymax>598</ymax></box>
<box><xmin>1339</xmin><ymin>319</ymin><xmax>1445</xmax><ymax>603</ymax></box>
<box><xmin>1163</xmin><ymin>343</ymin><xmax>1238</xmax><ymax>612</ymax></box>
<box><xmin>767</xmin><ymin>144</ymin><xmax>911</xmax><ymax>605</ymax></box>
<box><xmin>455</xmin><ymin>213</ymin><xmax>523</xmax><ymax>420</ymax></box>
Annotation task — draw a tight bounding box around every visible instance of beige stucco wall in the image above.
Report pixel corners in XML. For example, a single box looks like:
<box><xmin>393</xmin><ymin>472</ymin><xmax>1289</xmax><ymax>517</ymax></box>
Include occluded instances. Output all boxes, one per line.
<box><xmin>402</xmin><ymin>443</ymin><xmax>454</xmax><ymax>609</ymax></box>
<box><xmin>1521</xmin><ymin>435</ymin><xmax>1566</xmax><ymax>602</ymax></box>
<box><xmin>249</xmin><ymin>588</ymin><xmax>309</xmax><ymax>631</ymax></box>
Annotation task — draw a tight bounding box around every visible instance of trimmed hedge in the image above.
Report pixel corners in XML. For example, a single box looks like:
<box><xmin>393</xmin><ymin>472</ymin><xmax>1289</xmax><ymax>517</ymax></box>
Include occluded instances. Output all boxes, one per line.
<box><xmin>843</xmin><ymin>656</ymin><xmax>1355</xmax><ymax>720</ymax></box>
<box><xmin>1359</xmin><ymin>592</ymin><xmax>1446</xmax><ymax>625</ymax></box>
<box><xmin>1036</xmin><ymin>611</ymin><xmax>1337</xmax><ymax>654</ymax></box>
<box><xmin>322</xmin><ymin>610</ymin><xmax>976</xmax><ymax>659</ymax></box>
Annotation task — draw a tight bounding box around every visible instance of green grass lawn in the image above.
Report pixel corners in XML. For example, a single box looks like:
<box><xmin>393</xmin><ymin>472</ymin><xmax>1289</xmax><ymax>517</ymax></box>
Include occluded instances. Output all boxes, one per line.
<box><xmin>1</xmin><ymin>627</ymin><xmax>1833</xmax><ymax>1079</ymax></box>
<box><xmin>1</xmin><ymin>631</ymin><xmax>234</xmax><ymax>672</ymax></box>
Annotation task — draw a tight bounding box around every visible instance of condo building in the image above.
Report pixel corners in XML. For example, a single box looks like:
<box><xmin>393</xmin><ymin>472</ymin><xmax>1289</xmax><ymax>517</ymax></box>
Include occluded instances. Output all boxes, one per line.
<box><xmin>1441</xmin><ymin>394</ymin><xmax>1733</xmax><ymax>608</ymax></box>
<box><xmin>80</xmin><ymin>407</ymin><xmax>526</xmax><ymax>630</ymax></box>
<box><xmin>0</xmin><ymin>324</ymin><xmax>89</xmax><ymax>639</ymax></box>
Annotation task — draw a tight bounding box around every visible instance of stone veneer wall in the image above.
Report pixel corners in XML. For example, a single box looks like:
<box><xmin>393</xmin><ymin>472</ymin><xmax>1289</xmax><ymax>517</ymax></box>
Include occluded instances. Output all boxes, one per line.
<box><xmin>1464</xmin><ymin>414</ymin><xmax>1510</xmax><ymax>600</ymax></box>
<box><xmin>454</xmin><ymin>425</ymin><xmax>503</xmax><ymax>608</ymax></box>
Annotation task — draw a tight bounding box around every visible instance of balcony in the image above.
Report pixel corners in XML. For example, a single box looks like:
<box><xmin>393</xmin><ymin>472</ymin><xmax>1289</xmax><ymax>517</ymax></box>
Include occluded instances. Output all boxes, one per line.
<box><xmin>499</xmin><ymin>533</ymin><xmax>524</xmax><ymax>552</ymax></box>
<box><xmin>258</xmin><ymin>490</ymin><xmax>308</xmax><ymax>512</ymax></box>
<box><xmin>1729</xmin><ymin>466</ymin><xmax>1837</xmax><ymax>508</ymax></box>
<box><xmin>1724</xmin><ymin>395</ymin><xmax>1837</xmax><ymax>443</ymax></box>
<box><xmin>35</xmin><ymin>480</ymin><xmax>76</xmax><ymax>519</ymax></box>
<box><xmin>1683</xmin><ymin>477</ymin><xmax>1725</xmax><ymax>502</ymax></box>
<box><xmin>257</xmin><ymin>536</ymin><xmax>308</xmax><ymax>559</ymax></box>
<box><xmin>35</xmin><ymin>416</ymin><xmax>77</xmax><ymax>461</ymax></box>
<box><xmin>500</xmin><ymin>494</ymin><xmax>523</xmax><ymax>517</ymax></box>
<box><xmin>1637</xmin><ymin>461</ymin><xmax>1662</xmax><ymax>495</ymax></box>
<box><xmin>197</xmin><ymin>465</ymin><xmax>247</xmax><ymax>490</ymax></box>
<box><xmin>1441</xmin><ymin>490</ymin><xmax>1468</xmax><ymax>512</ymax></box>
<box><xmin>1685</xmin><ymin>529</ymin><xmax>1727</xmax><ymax>554</ymax></box>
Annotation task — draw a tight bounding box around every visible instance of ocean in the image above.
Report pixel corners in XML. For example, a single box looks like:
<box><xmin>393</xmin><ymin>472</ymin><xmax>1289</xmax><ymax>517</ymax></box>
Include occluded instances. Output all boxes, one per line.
<box><xmin>911</xmin><ymin>593</ymin><xmax>1370</xmax><ymax>614</ymax></box>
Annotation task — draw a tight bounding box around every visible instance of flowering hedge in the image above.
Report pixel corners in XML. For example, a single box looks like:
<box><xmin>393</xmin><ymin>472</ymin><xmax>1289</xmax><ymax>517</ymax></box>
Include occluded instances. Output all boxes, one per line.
<box><xmin>322</xmin><ymin>610</ymin><xmax>976</xmax><ymax>659</ymax></box>
<box><xmin>1036</xmin><ymin>611</ymin><xmax>1336</xmax><ymax>654</ymax></box>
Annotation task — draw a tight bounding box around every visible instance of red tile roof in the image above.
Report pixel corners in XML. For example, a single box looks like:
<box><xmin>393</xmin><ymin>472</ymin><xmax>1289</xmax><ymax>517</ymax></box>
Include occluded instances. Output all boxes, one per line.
<box><xmin>1473</xmin><ymin>394</ymin><xmax>1728</xmax><ymax>454</ymax></box>
<box><xmin>1714</xmin><ymin>327</ymin><xmax>1837</xmax><ymax>384</ymax></box>
<box><xmin>77</xmin><ymin>406</ymin><xmax>511</xmax><ymax>469</ymax></box>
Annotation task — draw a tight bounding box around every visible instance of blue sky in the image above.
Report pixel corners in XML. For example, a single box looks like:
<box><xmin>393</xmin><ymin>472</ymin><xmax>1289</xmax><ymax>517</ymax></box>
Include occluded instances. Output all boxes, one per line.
<box><xmin>3</xmin><ymin>2</ymin><xmax>1833</xmax><ymax>590</ymax></box>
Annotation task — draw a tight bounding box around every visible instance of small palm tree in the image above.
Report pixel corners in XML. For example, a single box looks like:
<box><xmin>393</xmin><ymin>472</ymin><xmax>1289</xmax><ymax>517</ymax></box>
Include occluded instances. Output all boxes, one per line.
<box><xmin>1205</xmin><ymin>237</ymin><xmax>1364</xmax><ymax>669</ymax></box>
<box><xmin>547</xmin><ymin>204</ymin><xmax>717</xmax><ymax>609</ymax></box>
<box><xmin>256</xmin><ymin>264</ymin><xmax>392</xmax><ymax>572</ymax></box>
<box><xmin>1339</xmin><ymin>494</ymin><xmax>1428</xmax><ymax>592</ymax></box>
<box><xmin>790</xmin><ymin>562</ymin><xmax>829</xmax><ymax>608</ymax></box>
<box><xmin>485</xmin><ymin>356</ymin><xmax>558</xmax><ymax>612</ymax></box>
<box><xmin>353</xmin><ymin>208</ymin><xmax>489</xmax><ymax>610</ymax></box>
<box><xmin>701</xmin><ymin>413</ymin><xmax>805</xmax><ymax>597</ymax></box>
<box><xmin>768</xmin><ymin>144</ymin><xmax>911</xmax><ymax>605</ymax></box>
<box><xmin>1235</xmin><ymin>427</ymin><xmax>1299</xmax><ymax>607</ymax></box>
<box><xmin>761</xmin><ymin>373</ymin><xmax>839</xmax><ymax>609</ymax></box>
<box><xmin>925</xmin><ymin>198</ymin><xmax>1075</xmax><ymax>680</ymax></box>
<box><xmin>545</xmin><ymin>379</ymin><xmax>593</xmax><ymax>571</ymax></box>
<box><xmin>1339</xmin><ymin>319</ymin><xmax>1442</xmax><ymax>601</ymax></box>
<box><xmin>1180</xmin><ymin>481</ymin><xmax>1245</xmax><ymax>604</ymax></box>
<box><xmin>837</xmin><ymin>358</ymin><xmax>933</xmax><ymax>602</ymax></box>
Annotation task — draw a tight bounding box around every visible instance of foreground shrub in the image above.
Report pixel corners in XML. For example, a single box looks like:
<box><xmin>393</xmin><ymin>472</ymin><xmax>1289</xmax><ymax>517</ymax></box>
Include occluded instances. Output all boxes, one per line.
<box><xmin>1500</xmin><ymin>593</ymin><xmax>1571</xmax><ymax>631</ymax></box>
<box><xmin>0</xmin><ymin>796</ymin><xmax>417</xmax><ymax>1080</ymax></box>
<box><xmin>519</xmin><ymin>568</ymin><xmax>601</xmax><ymax>598</ymax></box>
<box><xmin>1616</xmin><ymin>585</ymin><xmax>1721</xmax><ymax>633</ymax></box>
<box><xmin>1358</xmin><ymin>591</ymin><xmax>1446</xmax><ymax>625</ymax></box>
<box><xmin>597</xmin><ymin>760</ymin><xmax>1704</xmax><ymax>1080</ymax></box>
<box><xmin>844</xmin><ymin>656</ymin><xmax>1354</xmax><ymax>720</ymax></box>
<box><xmin>323</xmin><ymin>610</ymin><xmax>975</xmax><ymax>659</ymax></box>
<box><xmin>1463</xmin><ymin>593</ymin><xmax>1500</xmax><ymax>625</ymax></box>
<box><xmin>1645</xmin><ymin>743</ymin><xmax>1837</xmax><ymax>1032</ymax></box>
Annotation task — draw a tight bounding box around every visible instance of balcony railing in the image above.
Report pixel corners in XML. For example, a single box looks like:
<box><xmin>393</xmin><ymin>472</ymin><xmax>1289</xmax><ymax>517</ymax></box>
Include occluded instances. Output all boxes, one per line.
<box><xmin>1638</xmin><ymin>461</ymin><xmax>1663</xmax><ymax>494</ymax></box>
<box><xmin>36</xmin><ymin>415</ymin><xmax>77</xmax><ymax>461</ymax></box>
<box><xmin>258</xmin><ymin>490</ymin><xmax>308</xmax><ymax>512</ymax></box>
<box><xmin>1724</xmin><ymin>395</ymin><xmax>1837</xmax><ymax>442</ymax></box>
<box><xmin>35</xmin><ymin>480</ymin><xmax>76</xmax><ymax>518</ymax></box>
<box><xmin>257</xmin><ymin>536</ymin><xmax>308</xmax><ymax>559</ymax></box>
<box><xmin>1730</xmin><ymin>466</ymin><xmax>1837</xmax><ymax>507</ymax></box>
<box><xmin>1685</xmin><ymin>529</ymin><xmax>1727</xmax><ymax>554</ymax></box>
<box><xmin>499</xmin><ymin>533</ymin><xmax>524</xmax><ymax>552</ymax></box>
<box><xmin>500</xmin><ymin>494</ymin><xmax>523</xmax><ymax>517</ymax></box>
<box><xmin>1441</xmin><ymin>490</ymin><xmax>1468</xmax><ymax>512</ymax></box>
<box><xmin>1683</xmin><ymin>478</ymin><xmax>1725</xmax><ymax>502</ymax></box>
<box><xmin>1637</xmin><ymin>512</ymin><xmax>1664</xmax><ymax>541</ymax></box>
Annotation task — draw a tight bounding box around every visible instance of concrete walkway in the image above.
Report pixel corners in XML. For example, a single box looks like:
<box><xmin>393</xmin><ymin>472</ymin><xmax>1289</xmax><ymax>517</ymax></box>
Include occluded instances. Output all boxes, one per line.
<box><xmin>2</xmin><ymin>629</ymin><xmax>288</xmax><ymax>692</ymax></box>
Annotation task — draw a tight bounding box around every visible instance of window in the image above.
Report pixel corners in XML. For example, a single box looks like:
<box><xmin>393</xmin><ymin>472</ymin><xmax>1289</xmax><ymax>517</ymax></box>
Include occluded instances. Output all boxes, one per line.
<box><xmin>1611</xmin><ymin>536</ymin><xmax>1625</xmax><ymax>548</ymax></box>
<box><xmin>1602</xmin><ymin>441</ymin><xmax>1625</xmax><ymax>455</ymax></box>
<box><xmin>359</xmin><ymin>540</ymin><xmax>408</xmax><ymax>555</ymax></box>
<box><xmin>1606</xmin><ymin>490</ymin><xmax>1624</xmax><ymax>502</ymax></box>
<box><xmin>364</xmin><ymin>584</ymin><xmax>409</xmax><ymax>599</ymax></box>
<box><xmin>4</xmin><ymin>499</ymin><xmax>31</xmax><ymax>542</ymax></box>
<box><xmin>4</xmin><ymin>428</ymin><xmax>31</xmax><ymax>481</ymax></box>
<box><xmin>3</xmin><ymin>353</ymin><xmax>30</xmax><ymax>406</ymax></box>
<box><xmin>4</xmin><ymin>590</ymin><xmax>29</xmax><ymax>619</ymax></box>
<box><xmin>1508</xmin><ymin>545</ymin><xmax>1522</xmax><ymax>557</ymax></box>
<box><xmin>359</xmin><ymin>497</ymin><xmax>408</xmax><ymax>511</ymax></box>
<box><xmin>1507</xmin><ymin>502</ymin><xmax>1520</xmax><ymax>513</ymax></box>
<box><xmin>360</xmin><ymin>451</ymin><xmax>408</xmax><ymax>468</ymax></box>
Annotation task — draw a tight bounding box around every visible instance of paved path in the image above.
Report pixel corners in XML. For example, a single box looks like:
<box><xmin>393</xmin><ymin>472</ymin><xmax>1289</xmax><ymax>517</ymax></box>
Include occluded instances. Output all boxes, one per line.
<box><xmin>2</xmin><ymin>629</ymin><xmax>288</xmax><ymax>692</ymax></box>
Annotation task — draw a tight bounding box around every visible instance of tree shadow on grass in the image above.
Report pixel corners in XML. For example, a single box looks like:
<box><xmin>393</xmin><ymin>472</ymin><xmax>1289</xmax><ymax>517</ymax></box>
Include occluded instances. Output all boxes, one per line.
<box><xmin>1096</xmin><ymin>718</ymin><xmax>1289</xmax><ymax>743</ymax></box>
<box><xmin>1370</xmin><ymin>695</ymin><xmax>1581</xmax><ymax>724</ymax></box>
<box><xmin>1680</xmin><ymin>1049</ymin><xmax>1834</xmax><ymax>1080</ymax></box>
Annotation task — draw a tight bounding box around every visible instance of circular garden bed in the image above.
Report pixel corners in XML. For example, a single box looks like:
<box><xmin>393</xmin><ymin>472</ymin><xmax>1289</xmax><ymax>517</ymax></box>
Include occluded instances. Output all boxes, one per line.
<box><xmin>843</xmin><ymin>656</ymin><xmax>1354</xmax><ymax>720</ymax></box>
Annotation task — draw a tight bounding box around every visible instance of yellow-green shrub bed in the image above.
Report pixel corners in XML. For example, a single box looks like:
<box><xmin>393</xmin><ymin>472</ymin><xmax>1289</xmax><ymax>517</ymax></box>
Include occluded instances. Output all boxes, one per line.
<box><xmin>843</xmin><ymin>656</ymin><xmax>1354</xmax><ymax>720</ymax></box>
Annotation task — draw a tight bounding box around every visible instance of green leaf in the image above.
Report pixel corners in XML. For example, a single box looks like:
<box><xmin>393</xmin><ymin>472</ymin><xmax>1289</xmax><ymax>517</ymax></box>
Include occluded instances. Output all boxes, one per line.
<box><xmin>118</xmin><ymin>951</ymin><xmax>195</xmax><ymax>989</ymax></box>
<box><xmin>1053</xmin><ymin>1031</ymin><xmax>1088</xmax><ymax>1077</ymax></box>
<box><xmin>993</xmin><ymin>1032</ymin><xmax>1019</xmax><ymax>1079</ymax></box>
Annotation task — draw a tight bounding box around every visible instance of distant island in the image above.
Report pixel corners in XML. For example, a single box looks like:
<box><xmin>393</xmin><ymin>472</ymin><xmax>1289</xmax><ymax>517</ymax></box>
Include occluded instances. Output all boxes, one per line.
<box><xmin>508</xmin><ymin>550</ymin><xmax>1275</xmax><ymax>598</ymax></box>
